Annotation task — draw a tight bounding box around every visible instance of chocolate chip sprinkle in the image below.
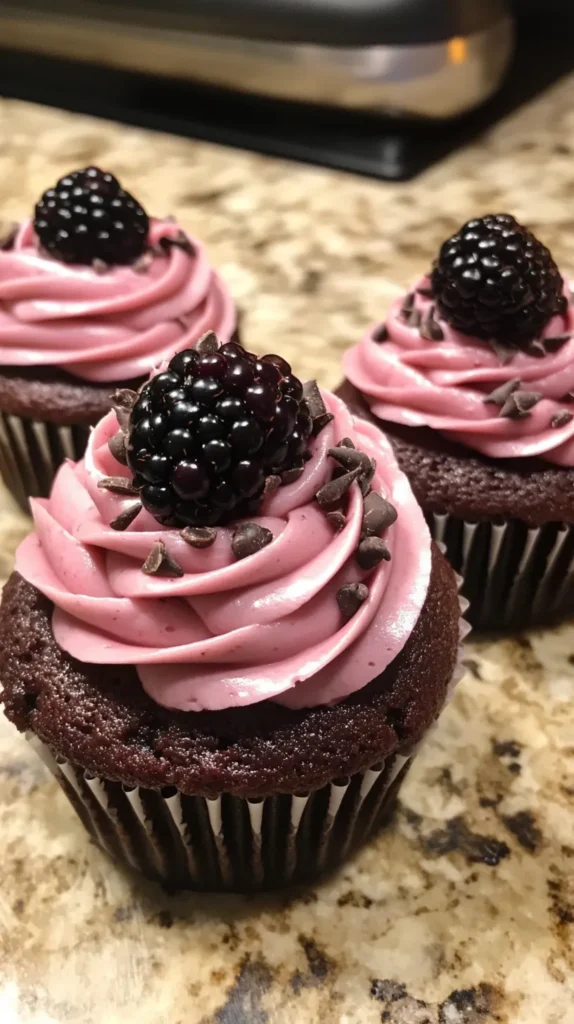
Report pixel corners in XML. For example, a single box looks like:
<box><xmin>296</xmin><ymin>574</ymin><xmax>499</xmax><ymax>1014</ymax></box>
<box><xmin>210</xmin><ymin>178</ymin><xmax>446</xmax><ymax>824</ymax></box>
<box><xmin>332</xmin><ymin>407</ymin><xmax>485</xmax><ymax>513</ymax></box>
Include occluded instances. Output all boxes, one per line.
<box><xmin>359</xmin><ymin>458</ymin><xmax>376</xmax><ymax>497</ymax></box>
<box><xmin>196</xmin><ymin>331</ymin><xmax>219</xmax><ymax>355</ymax></box>
<box><xmin>281</xmin><ymin>465</ymin><xmax>304</xmax><ymax>485</ymax></box>
<box><xmin>400</xmin><ymin>292</ymin><xmax>415</xmax><ymax>321</ymax></box>
<box><xmin>231</xmin><ymin>522</ymin><xmax>273</xmax><ymax>560</ymax></box>
<box><xmin>328</xmin><ymin>445</ymin><xmax>371</xmax><ymax>474</ymax></box>
<box><xmin>0</xmin><ymin>222</ymin><xmax>17</xmax><ymax>251</ymax></box>
<box><xmin>181</xmin><ymin>526</ymin><xmax>217</xmax><ymax>548</ymax></box>
<box><xmin>262</xmin><ymin>474</ymin><xmax>282</xmax><ymax>497</ymax></box>
<box><xmin>132</xmin><ymin>252</ymin><xmax>153</xmax><ymax>274</ymax></box>
<box><xmin>545</xmin><ymin>332</ymin><xmax>572</xmax><ymax>353</ymax></box>
<box><xmin>326</xmin><ymin>511</ymin><xmax>347</xmax><ymax>532</ymax></box>
<box><xmin>372</xmin><ymin>323</ymin><xmax>388</xmax><ymax>343</ymax></box>
<box><xmin>337</xmin><ymin>582</ymin><xmax>369</xmax><ymax>621</ymax></box>
<box><xmin>110</xmin><ymin>502</ymin><xmax>142</xmax><ymax>531</ymax></box>
<box><xmin>408</xmin><ymin>308</ymin><xmax>422</xmax><ymax>329</ymax></box>
<box><xmin>499</xmin><ymin>390</ymin><xmax>542</xmax><ymax>420</ymax></box>
<box><xmin>159</xmin><ymin>230</ymin><xmax>195</xmax><ymax>256</ymax></box>
<box><xmin>108</xmin><ymin>432</ymin><xmax>128</xmax><ymax>466</ymax></box>
<box><xmin>490</xmin><ymin>339</ymin><xmax>515</xmax><ymax>365</ymax></box>
<box><xmin>483</xmin><ymin>378</ymin><xmax>520</xmax><ymax>407</ymax></box>
<box><xmin>419</xmin><ymin>305</ymin><xmax>445</xmax><ymax>342</ymax></box>
<box><xmin>303</xmin><ymin>379</ymin><xmax>327</xmax><ymax>420</ymax></box>
<box><xmin>551</xmin><ymin>409</ymin><xmax>574</xmax><ymax>428</ymax></box>
<box><xmin>362</xmin><ymin>491</ymin><xmax>397</xmax><ymax>537</ymax></box>
<box><xmin>142</xmin><ymin>541</ymin><xmax>184</xmax><ymax>577</ymax></box>
<box><xmin>356</xmin><ymin>536</ymin><xmax>391</xmax><ymax>569</ymax></box>
<box><xmin>315</xmin><ymin>467</ymin><xmax>361</xmax><ymax>512</ymax></box>
<box><xmin>340</xmin><ymin>437</ymin><xmax>355</xmax><ymax>449</ymax></box>
<box><xmin>561</xmin><ymin>392</ymin><xmax>574</xmax><ymax>403</ymax></box>
<box><xmin>111</xmin><ymin>388</ymin><xmax>138</xmax><ymax>432</ymax></box>
<box><xmin>525</xmin><ymin>339</ymin><xmax>547</xmax><ymax>358</ymax></box>
<box><xmin>312</xmin><ymin>412</ymin><xmax>335</xmax><ymax>436</ymax></box>
<box><xmin>416</xmin><ymin>285</ymin><xmax>434</xmax><ymax>298</ymax></box>
<box><xmin>97</xmin><ymin>475</ymin><xmax>140</xmax><ymax>495</ymax></box>
<box><xmin>92</xmin><ymin>258</ymin><xmax>109</xmax><ymax>274</ymax></box>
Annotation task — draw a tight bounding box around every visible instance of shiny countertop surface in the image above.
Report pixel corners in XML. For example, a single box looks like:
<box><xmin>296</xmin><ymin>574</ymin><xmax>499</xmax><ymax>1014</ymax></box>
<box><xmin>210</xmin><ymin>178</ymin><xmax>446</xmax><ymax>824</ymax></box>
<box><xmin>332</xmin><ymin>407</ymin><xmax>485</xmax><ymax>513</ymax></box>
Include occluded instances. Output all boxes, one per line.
<box><xmin>0</xmin><ymin>84</ymin><xmax>573</xmax><ymax>1023</ymax></box>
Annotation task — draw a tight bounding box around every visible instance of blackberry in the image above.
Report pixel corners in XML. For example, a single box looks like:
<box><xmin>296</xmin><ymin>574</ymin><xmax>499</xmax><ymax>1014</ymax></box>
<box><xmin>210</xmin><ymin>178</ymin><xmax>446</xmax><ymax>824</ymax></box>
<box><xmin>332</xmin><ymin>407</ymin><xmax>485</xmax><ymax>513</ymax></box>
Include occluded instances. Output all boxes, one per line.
<box><xmin>431</xmin><ymin>214</ymin><xmax>565</xmax><ymax>348</ymax></box>
<box><xmin>126</xmin><ymin>337</ymin><xmax>313</xmax><ymax>527</ymax></box>
<box><xmin>34</xmin><ymin>166</ymin><xmax>149</xmax><ymax>266</ymax></box>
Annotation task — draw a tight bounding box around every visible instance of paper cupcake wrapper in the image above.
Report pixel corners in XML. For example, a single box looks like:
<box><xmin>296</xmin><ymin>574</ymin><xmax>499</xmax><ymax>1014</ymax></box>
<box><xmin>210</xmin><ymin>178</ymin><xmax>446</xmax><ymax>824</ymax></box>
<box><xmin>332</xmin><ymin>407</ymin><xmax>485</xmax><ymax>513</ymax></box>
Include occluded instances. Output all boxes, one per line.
<box><xmin>431</xmin><ymin>511</ymin><xmax>574</xmax><ymax>631</ymax></box>
<box><xmin>0</xmin><ymin>411</ymin><xmax>91</xmax><ymax>511</ymax></box>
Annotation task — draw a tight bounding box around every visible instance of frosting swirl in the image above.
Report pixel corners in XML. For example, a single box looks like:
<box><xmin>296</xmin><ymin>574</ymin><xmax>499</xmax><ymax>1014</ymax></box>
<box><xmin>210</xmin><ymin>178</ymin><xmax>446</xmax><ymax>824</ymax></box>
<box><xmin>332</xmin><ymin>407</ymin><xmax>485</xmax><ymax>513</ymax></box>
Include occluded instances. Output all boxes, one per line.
<box><xmin>15</xmin><ymin>391</ymin><xmax>431</xmax><ymax>712</ymax></box>
<box><xmin>0</xmin><ymin>219</ymin><xmax>236</xmax><ymax>383</ymax></box>
<box><xmin>344</xmin><ymin>278</ymin><xmax>574</xmax><ymax>466</ymax></box>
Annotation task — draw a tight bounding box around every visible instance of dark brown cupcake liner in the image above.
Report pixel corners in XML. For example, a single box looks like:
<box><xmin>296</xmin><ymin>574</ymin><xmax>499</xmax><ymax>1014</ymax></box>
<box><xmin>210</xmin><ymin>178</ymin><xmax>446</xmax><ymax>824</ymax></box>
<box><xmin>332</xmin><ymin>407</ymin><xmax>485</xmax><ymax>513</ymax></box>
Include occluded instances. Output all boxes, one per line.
<box><xmin>431</xmin><ymin>511</ymin><xmax>574</xmax><ymax>631</ymax></box>
<box><xmin>0</xmin><ymin>410</ymin><xmax>90</xmax><ymax>511</ymax></box>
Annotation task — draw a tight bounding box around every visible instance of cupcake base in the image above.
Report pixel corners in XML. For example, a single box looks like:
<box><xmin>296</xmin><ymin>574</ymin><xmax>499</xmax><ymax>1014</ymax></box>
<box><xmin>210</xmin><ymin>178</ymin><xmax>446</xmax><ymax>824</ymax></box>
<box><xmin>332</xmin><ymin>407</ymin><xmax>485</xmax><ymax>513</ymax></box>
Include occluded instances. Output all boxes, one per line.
<box><xmin>338</xmin><ymin>381</ymin><xmax>574</xmax><ymax>631</ymax></box>
<box><xmin>30</xmin><ymin>736</ymin><xmax>412</xmax><ymax>891</ymax></box>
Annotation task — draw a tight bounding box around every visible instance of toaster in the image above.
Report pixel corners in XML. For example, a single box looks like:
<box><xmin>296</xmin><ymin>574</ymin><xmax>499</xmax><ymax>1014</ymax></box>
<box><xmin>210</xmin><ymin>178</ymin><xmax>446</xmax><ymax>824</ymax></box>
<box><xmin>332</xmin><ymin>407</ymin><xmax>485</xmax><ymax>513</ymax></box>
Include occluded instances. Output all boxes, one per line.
<box><xmin>0</xmin><ymin>0</ymin><xmax>514</xmax><ymax>119</ymax></box>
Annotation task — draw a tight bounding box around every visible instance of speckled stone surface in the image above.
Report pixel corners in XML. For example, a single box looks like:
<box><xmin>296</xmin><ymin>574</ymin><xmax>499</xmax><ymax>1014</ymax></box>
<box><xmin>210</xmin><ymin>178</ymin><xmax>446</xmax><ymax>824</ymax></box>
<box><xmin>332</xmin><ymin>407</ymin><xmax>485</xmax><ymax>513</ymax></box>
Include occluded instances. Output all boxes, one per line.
<box><xmin>0</xmin><ymin>85</ymin><xmax>573</xmax><ymax>1024</ymax></box>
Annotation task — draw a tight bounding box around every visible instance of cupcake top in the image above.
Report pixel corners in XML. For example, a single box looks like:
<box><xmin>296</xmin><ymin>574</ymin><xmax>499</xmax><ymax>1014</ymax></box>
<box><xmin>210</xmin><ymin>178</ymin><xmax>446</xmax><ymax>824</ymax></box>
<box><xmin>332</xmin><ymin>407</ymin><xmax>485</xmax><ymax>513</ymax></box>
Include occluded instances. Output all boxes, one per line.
<box><xmin>0</xmin><ymin>167</ymin><xmax>236</xmax><ymax>383</ymax></box>
<box><xmin>15</xmin><ymin>335</ymin><xmax>431</xmax><ymax>713</ymax></box>
<box><xmin>344</xmin><ymin>214</ymin><xmax>574</xmax><ymax>466</ymax></box>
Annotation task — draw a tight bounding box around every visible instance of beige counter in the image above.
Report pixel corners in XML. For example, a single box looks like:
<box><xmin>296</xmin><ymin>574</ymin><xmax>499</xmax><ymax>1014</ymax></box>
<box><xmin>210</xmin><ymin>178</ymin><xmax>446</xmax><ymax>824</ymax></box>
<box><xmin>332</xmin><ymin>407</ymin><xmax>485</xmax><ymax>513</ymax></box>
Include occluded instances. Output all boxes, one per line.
<box><xmin>0</xmin><ymin>81</ymin><xmax>572</xmax><ymax>1024</ymax></box>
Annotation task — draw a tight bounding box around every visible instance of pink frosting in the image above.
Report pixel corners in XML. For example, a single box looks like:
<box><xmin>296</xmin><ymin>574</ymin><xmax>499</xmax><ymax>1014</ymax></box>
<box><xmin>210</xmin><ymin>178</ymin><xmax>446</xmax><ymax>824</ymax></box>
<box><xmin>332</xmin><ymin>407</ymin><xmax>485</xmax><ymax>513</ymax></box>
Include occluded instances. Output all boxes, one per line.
<box><xmin>0</xmin><ymin>219</ymin><xmax>237</xmax><ymax>383</ymax></box>
<box><xmin>344</xmin><ymin>277</ymin><xmax>574</xmax><ymax>466</ymax></box>
<box><xmin>15</xmin><ymin>391</ymin><xmax>431</xmax><ymax>712</ymax></box>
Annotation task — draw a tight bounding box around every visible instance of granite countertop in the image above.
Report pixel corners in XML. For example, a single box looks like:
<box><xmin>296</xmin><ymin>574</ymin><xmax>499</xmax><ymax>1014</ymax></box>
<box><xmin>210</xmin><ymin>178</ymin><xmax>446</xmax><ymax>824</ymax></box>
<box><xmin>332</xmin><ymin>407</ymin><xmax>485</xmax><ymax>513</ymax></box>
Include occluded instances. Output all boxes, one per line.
<box><xmin>0</xmin><ymin>82</ymin><xmax>573</xmax><ymax>1024</ymax></box>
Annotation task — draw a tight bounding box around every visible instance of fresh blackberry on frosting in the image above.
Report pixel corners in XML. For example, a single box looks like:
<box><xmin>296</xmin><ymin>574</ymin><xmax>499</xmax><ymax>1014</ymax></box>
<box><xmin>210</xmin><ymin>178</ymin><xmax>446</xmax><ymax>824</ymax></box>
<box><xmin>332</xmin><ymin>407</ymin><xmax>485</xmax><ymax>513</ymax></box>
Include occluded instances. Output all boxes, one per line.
<box><xmin>34</xmin><ymin>166</ymin><xmax>149</xmax><ymax>265</ymax></box>
<box><xmin>431</xmin><ymin>214</ymin><xmax>565</xmax><ymax>348</ymax></box>
<box><xmin>125</xmin><ymin>333</ymin><xmax>313</xmax><ymax>526</ymax></box>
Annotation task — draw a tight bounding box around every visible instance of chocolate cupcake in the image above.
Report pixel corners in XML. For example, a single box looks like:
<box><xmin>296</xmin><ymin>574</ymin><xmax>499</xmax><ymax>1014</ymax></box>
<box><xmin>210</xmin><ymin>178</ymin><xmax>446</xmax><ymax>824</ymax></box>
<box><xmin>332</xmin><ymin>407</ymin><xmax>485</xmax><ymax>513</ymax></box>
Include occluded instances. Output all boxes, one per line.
<box><xmin>0</xmin><ymin>167</ymin><xmax>237</xmax><ymax>510</ymax></box>
<box><xmin>343</xmin><ymin>214</ymin><xmax>574</xmax><ymax>631</ymax></box>
<box><xmin>0</xmin><ymin>336</ymin><xmax>464</xmax><ymax>892</ymax></box>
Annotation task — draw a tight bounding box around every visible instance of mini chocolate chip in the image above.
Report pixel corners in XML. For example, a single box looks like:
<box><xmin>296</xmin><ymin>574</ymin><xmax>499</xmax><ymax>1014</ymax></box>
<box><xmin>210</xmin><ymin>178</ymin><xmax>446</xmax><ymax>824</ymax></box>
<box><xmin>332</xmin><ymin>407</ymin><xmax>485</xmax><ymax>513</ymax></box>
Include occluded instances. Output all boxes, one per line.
<box><xmin>92</xmin><ymin>258</ymin><xmax>109</xmax><ymax>274</ymax></box>
<box><xmin>408</xmin><ymin>308</ymin><xmax>422</xmax><ymax>329</ymax></box>
<box><xmin>419</xmin><ymin>305</ymin><xmax>445</xmax><ymax>341</ymax></box>
<box><xmin>262</xmin><ymin>474</ymin><xmax>282</xmax><ymax>497</ymax></box>
<box><xmin>416</xmin><ymin>284</ymin><xmax>434</xmax><ymax>298</ymax></box>
<box><xmin>400</xmin><ymin>292</ymin><xmax>415</xmax><ymax>321</ymax></box>
<box><xmin>362</xmin><ymin>491</ymin><xmax>398</xmax><ymax>536</ymax></box>
<box><xmin>281</xmin><ymin>465</ymin><xmax>304</xmax><ymax>485</ymax></box>
<box><xmin>544</xmin><ymin>332</ymin><xmax>572</xmax><ymax>353</ymax></box>
<box><xmin>551</xmin><ymin>409</ymin><xmax>574</xmax><ymax>428</ymax></box>
<box><xmin>500</xmin><ymin>391</ymin><xmax>542</xmax><ymax>420</ymax></box>
<box><xmin>340</xmin><ymin>437</ymin><xmax>355</xmax><ymax>449</ymax></box>
<box><xmin>312</xmin><ymin>412</ymin><xmax>335</xmax><ymax>436</ymax></box>
<box><xmin>356</xmin><ymin>536</ymin><xmax>391</xmax><ymax>569</ymax></box>
<box><xmin>132</xmin><ymin>253</ymin><xmax>153</xmax><ymax>273</ymax></box>
<box><xmin>181</xmin><ymin>526</ymin><xmax>217</xmax><ymax>548</ymax></box>
<box><xmin>359</xmin><ymin>458</ymin><xmax>376</xmax><ymax>497</ymax></box>
<box><xmin>372</xmin><ymin>323</ymin><xmax>388</xmax><ymax>343</ymax></box>
<box><xmin>303</xmin><ymin>380</ymin><xmax>328</xmax><ymax>421</ymax></box>
<box><xmin>231</xmin><ymin>522</ymin><xmax>273</xmax><ymax>560</ymax></box>
<box><xmin>196</xmin><ymin>331</ymin><xmax>219</xmax><ymax>355</ymax></box>
<box><xmin>142</xmin><ymin>541</ymin><xmax>184</xmax><ymax>577</ymax></box>
<box><xmin>97</xmin><ymin>476</ymin><xmax>140</xmax><ymax>495</ymax></box>
<box><xmin>561</xmin><ymin>392</ymin><xmax>574</xmax><ymax>403</ymax></box>
<box><xmin>109</xmin><ymin>502</ymin><xmax>142</xmax><ymax>531</ymax></box>
<box><xmin>490</xmin><ymin>340</ymin><xmax>515</xmax><ymax>365</ymax></box>
<box><xmin>483</xmin><ymin>378</ymin><xmax>521</xmax><ymax>407</ymax></box>
<box><xmin>108</xmin><ymin>432</ymin><xmax>128</xmax><ymax>466</ymax></box>
<box><xmin>111</xmin><ymin>388</ymin><xmax>138</xmax><ymax>432</ymax></box>
<box><xmin>0</xmin><ymin>222</ymin><xmax>17</xmax><ymax>251</ymax></box>
<box><xmin>328</xmin><ymin>446</ymin><xmax>371</xmax><ymax>474</ymax></box>
<box><xmin>525</xmin><ymin>339</ymin><xmax>547</xmax><ymax>358</ymax></box>
<box><xmin>337</xmin><ymin>582</ymin><xmax>369</xmax><ymax>620</ymax></box>
<box><xmin>326</xmin><ymin>511</ymin><xmax>347</xmax><ymax>532</ymax></box>
<box><xmin>315</xmin><ymin>467</ymin><xmax>362</xmax><ymax>511</ymax></box>
<box><xmin>159</xmin><ymin>230</ymin><xmax>195</xmax><ymax>255</ymax></box>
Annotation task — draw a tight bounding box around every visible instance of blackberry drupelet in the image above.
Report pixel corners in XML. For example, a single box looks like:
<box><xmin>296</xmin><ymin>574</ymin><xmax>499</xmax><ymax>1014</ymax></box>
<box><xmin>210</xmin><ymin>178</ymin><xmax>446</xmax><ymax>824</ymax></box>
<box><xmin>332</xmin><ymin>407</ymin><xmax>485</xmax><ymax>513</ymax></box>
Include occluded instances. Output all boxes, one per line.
<box><xmin>126</xmin><ymin>338</ymin><xmax>313</xmax><ymax>526</ymax></box>
<box><xmin>431</xmin><ymin>214</ymin><xmax>565</xmax><ymax>348</ymax></box>
<box><xmin>34</xmin><ymin>166</ymin><xmax>149</xmax><ymax>266</ymax></box>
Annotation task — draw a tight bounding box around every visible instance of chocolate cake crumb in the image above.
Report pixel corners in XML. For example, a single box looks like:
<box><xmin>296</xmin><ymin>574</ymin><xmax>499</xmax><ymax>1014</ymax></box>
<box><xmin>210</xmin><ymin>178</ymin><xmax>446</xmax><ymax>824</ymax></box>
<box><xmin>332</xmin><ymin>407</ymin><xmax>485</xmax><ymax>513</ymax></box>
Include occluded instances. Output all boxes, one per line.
<box><xmin>551</xmin><ymin>409</ymin><xmax>574</xmax><ymax>428</ymax></box>
<box><xmin>110</xmin><ymin>502</ymin><xmax>142</xmax><ymax>531</ymax></box>
<box><xmin>97</xmin><ymin>476</ymin><xmax>140</xmax><ymax>496</ymax></box>
<box><xmin>231</xmin><ymin>523</ymin><xmax>273</xmax><ymax>560</ymax></box>
<box><xmin>500</xmin><ymin>390</ymin><xmax>542</xmax><ymax>419</ymax></box>
<box><xmin>372</xmin><ymin>324</ymin><xmax>388</xmax><ymax>343</ymax></box>
<box><xmin>483</xmin><ymin>378</ymin><xmax>520</xmax><ymax>407</ymax></box>
<box><xmin>108</xmin><ymin>432</ymin><xmax>128</xmax><ymax>465</ymax></box>
<box><xmin>181</xmin><ymin>526</ymin><xmax>217</xmax><ymax>548</ymax></box>
<box><xmin>316</xmin><ymin>467</ymin><xmax>361</xmax><ymax>511</ymax></box>
<box><xmin>362</xmin><ymin>492</ymin><xmax>397</xmax><ymax>536</ymax></box>
<box><xmin>326</xmin><ymin>511</ymin><xmax>346</xmax><ymax>532</ymax></box>
<box><xmin>357</xmin><ymin>537</ymin><xmax>391</xmax><ymax>569</ymax></box>
<box><xmin>142</xmin><ymin>541</ymin><xmax>184</xmax><ymax>577</ymax></box>
<box><xmin>337</xmin><ymin>582</ymin><xmax>369</xmax><ymax>620</ymax></box>
<box><xmin>196</xmin><ymin>331</ymin><xmax>218</xmax><ymax>355</ymax></box>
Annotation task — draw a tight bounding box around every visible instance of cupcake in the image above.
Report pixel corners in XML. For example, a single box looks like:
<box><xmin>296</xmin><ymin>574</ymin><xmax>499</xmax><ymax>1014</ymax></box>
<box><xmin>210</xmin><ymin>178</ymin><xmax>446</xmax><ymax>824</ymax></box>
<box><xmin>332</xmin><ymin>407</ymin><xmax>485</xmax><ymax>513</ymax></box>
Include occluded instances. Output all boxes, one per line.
<box><xmin>343</xmin><ymin>214</ymin><xmax>574</xmax><ymax>631</ymax></box>
<box><xmin>0</xmin><ymin>166</ymin><xmax>237</xmax><ymax>510</ymax></box>
<box><xmin>0</xmin><ymin>335</ymin><xmax>463</xmax><ymax>892</ymax></box>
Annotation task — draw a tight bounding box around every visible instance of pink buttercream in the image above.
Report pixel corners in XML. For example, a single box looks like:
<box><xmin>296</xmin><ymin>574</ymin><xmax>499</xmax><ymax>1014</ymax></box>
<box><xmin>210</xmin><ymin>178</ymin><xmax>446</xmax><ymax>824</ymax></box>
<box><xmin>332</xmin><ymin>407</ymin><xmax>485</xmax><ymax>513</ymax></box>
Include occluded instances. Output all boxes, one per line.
<box><xmin>0</xmin><ymin>219</ymin><xmax>236</xmax><ymax>383</ymax></box>
<box><xmin>15</xmin><ymin>391</ymin><xmax>431</xmax><ymax>712</ymax></box>
<box><xmin>344</xmin><ymin>277</ymin><xmax>574</xmax><ymax>465</ymax></box>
